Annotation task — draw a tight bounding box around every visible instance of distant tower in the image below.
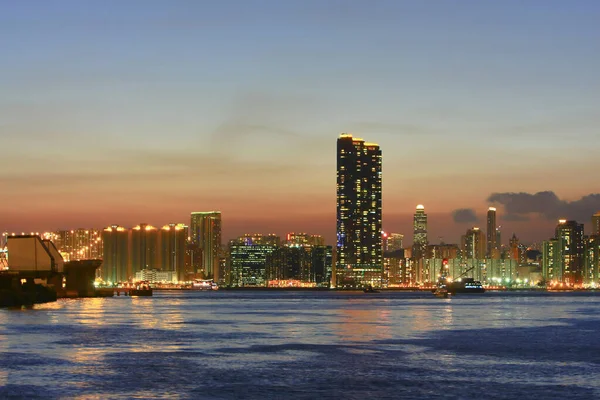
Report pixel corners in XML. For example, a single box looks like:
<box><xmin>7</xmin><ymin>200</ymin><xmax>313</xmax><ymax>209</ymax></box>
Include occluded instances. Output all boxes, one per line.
<box><xmin>336</xmin><ymin>133</ymin><xmax>382</xmax><ymax>287</ymax></box>
<box><xmin>412</xmin><ymin>205</ymin><xmax>428</xmax><ymax>259</ymax></box>
<box><xmin>486</xmin><ymin>207</ymin><xmax>499</xmax><ymax>259</ymax></box>
<box><xmin>592</xmin><ymin>212</ymin><xmax>600</xmax><ymax>237</ymax></box>
<box><xmin>509</xmin><ymin>233</ymin><xmax>519</xmax><ymax>261</ymax></box>
<box><xmin>190</xmin><ymin>212</ymin><xmax>222</xmax><ymax>281</ymax></box>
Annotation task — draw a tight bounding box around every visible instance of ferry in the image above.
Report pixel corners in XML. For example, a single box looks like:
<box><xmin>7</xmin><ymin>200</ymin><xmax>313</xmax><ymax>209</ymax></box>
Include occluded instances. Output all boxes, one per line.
<box><xmin>192</xmin><ymin>279</ymin><xmax>219</xmax><ymax>290</ymax></box>
<box><xmin>434</xmin><ymin>259</ymin><xmax>485</xmax><ymax>296</ymax></box>
<box><xmin>439</xmin><ymin>278</ymin><xmax>485</xmax><ymax>294</ymax></box>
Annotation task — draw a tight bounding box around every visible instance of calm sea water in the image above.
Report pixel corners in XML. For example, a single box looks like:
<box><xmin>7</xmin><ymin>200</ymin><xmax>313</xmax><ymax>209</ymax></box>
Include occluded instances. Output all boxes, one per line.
<box><xmin>1</xmin><ymin>290</ymin><xmax>599</xmax><ymax>399</ymax></box>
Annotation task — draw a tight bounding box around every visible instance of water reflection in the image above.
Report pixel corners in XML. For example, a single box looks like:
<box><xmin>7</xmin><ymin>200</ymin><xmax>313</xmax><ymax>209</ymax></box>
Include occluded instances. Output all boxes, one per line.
<box><xmin>1</xmin><ymin>291</ymin><xmax>600</xmax><ymax>399</ymax></box>
<box><xmin>333</xmin><ymin>301</ymin><xmax>392</xmax><ymax>343</ymax></box>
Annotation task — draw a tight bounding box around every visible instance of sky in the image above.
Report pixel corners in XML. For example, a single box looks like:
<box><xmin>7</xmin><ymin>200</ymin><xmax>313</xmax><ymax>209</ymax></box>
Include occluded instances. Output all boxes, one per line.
<box><xmin>1</xmin><ymin>0</ymin><xmax>600</xmax><ymax>245</ymax></box>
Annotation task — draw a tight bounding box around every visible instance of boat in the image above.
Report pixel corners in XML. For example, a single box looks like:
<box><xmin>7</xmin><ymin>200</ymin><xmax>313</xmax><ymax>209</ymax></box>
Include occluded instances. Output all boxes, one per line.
<box><xmin>192</xmin><ymin>279</ymin><xmax>219</xmax><ymax>290</ymax></box>
<box><xmin>434</xmin><ymin>259</ymin><xmax>485</xmax><ymax>297</ymax></box>
<box><xmin>363</xmin><ymin>285</ymin><xmax>380</xmax><ymax>293</ymax></box>
<box><xmin>446</xmin><ymin>278</ymin><xmax>485</xmax><ymax>294</ymax></box>
<box><xmin>129</xmin><ymin>282</ymin><xmax>153</xmax><ymax>296</ymax></box>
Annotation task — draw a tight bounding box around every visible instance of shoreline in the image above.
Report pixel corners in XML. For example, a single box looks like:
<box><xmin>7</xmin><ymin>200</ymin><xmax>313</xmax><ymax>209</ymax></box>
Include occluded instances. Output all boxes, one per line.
<box><xmin>152</xmin><ymin>287</ymin><xmax>599</xmax><ymax>292</ymax></box>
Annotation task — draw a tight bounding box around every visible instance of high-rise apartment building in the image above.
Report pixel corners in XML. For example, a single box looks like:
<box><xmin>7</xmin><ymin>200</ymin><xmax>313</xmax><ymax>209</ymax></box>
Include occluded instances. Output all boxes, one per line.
<box><xmin>412</xmin><ymin>205</ymin><xmax>428</xmax><ymax>259</ymax></box>
<box><xmin>54</xmin><ymin>229</ymin><xmax>103</xmax><ymax>261</ymax></box>
<box><xmin>190</xmin><ymin>211</ymin><xmax>222</xmax><ymax>281</ymax></box>
<box><xmin>286</xmin><ymin>233</ymin><xmax>325</xmax><ymax>247</ymax></box>
<box><xmin>509</xmin><ymin>233</ymin><xmax>520</xmax><ymax>262</ymax></box>
<box><xmin>486</xmin><ymin>207</ymin><xmax>499</xmax><ymax>259</ymax></box>
<box><xmin>428</xmin><ymin>244</ymin><xmax>460</xmax><ymax>260</ymax></box>
<box><xmin>101</xmin><ymin>225</ymin><xmax>129</xmax><ymax>283</ymax></box>
<box><xmin>542</xmin><ymin>239</ymin><xmax>559</xmax><ymax>282</ymax></box>
<box><xmin>130</xmin><ymin>224</ymin><xmax>159</xmax><ymax>276</ymax></box>
<box><xmin>336</xmin><ymin>133</ymin><xmax>382</xmax><ymax>287</ymax></box>
<box><xmin>584</xmin><ymin>236</ymin><xmax>600</xmax><ymax>284</ymax></box>
<box><xmin>555</xmin><ymin>219</ymin><xmax>585</xmax><ymax>284</ymax></box>
<box><xmin>160</xmin><ymin>223</ymin><xmax>187</xmax><ymax>282</ymax></box>
<box><xmin>229</xmin><ymin>237</ymin><xmax>278</xmax><ymax>287</ymax></box>
<box><xmin>462</xmin><ymin>227</ymin><xmax>486</xmax><ymax>259</ymax></box>
<box><xmin>383</xmin><ymin>233</ymin><xmax>404</xmax><ymax>253</ymax></box>
<box><xmin>592</xmin><ymin>212</ymin><xmax>600</xmax><ymax>237</ymax></box>
<box><xmin>242</xmin><ymin>233</ymin><xmax>281</xmax><ymax>246</ymax></box>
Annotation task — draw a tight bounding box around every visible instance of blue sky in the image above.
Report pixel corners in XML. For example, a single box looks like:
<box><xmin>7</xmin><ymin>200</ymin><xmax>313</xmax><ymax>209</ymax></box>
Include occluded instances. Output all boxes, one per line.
<box><xmin>1</xmin><ymin>0</ymin><xmax>599</xmax><ymax>243</ymax></box>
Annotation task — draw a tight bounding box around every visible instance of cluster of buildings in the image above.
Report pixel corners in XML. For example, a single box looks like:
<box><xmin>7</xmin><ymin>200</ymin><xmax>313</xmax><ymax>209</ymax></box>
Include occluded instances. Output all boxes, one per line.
<box><xmin>333</xmin><ymin>133</ymin><xmax>599</xmax><ymax>288</ymax></box>
<box><xmin>2</xmin><ymin>134</ymin><xmax>599</xmax><ymax>288</ymax></box>
<box><xmin>542</xmin><ymin>215</ymin><xmax>600</xmax><ymax>286</ymax></box>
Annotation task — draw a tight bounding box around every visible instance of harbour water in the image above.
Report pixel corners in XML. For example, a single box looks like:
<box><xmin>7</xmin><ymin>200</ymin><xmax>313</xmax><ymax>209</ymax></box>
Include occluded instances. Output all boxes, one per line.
<box><xmin>1</xmin><ymin>291</ymin><xmax>599</xmax><ymax>399</ymax></box>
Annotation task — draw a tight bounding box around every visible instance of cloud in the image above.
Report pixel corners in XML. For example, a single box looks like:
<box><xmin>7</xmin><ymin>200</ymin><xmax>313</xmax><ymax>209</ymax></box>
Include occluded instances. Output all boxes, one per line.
<box><xmin>487</xmin><ymin>191</ymin><xmax>600</xmax><ymax>222</ymax></box>
<box><xmin>451</xmin><ymin>208</ymin><xmax>478</xmax><ymax>223</ymax></box>
<box><xmin>501</xmin><ymin>214</ymin><xmax>531</xmax><ymax>222</ymax></box>
<box><xmin>208</xmin><ymin>92</ymin><xmax>317</xmax><ymax>148</ymax></box>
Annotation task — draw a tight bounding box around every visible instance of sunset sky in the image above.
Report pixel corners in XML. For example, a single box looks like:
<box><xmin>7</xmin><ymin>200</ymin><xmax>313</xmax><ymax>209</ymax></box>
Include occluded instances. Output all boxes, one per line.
<box><xmin>1</xmin><ymin>0</ymin><xmax>599</xmax><ymax>245</ymax></box>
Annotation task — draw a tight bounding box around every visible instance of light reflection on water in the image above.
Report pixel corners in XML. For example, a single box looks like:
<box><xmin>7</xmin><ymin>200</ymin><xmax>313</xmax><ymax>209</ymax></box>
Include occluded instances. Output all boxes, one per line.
<box><xmin>0</xmin><ymin>291</ymin><xmax>599</xmax><ymax>399</ymax></box>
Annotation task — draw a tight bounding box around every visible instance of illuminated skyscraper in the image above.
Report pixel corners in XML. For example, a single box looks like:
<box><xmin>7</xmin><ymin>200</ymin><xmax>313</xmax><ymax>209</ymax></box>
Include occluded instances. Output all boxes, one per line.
<box><xmin>412</xmin><ymin>205</ymin><xmax>428</xmax><ymax>259</ymax></box>
<box><xmin>584</xmin><ymin>236</ymin><xmax>600</xmax><ymax>284</ymax></box>
<box><xmin>592</xmin><ymin>212</ymin><xmax>600</xmax><ymax>237</ymax></box>
<box><xmin>286</xmin><ymin>233</ymin><xmax>325</xmax><ymax>247</ymax></box>
<box><xmin>386</xmin><ymin>233</ymin><xmax>404</xmax><ymax>252</ymax></box>
<box><xmin>462</xmin><ymin>227</ymin><xmax>486</xmax><ymax>259</ymax></box>
<box><xmin>54</xmin><ymin>229</ymin><xmax>103</xmax><ymax>261</ymax></box>
<box><xmin>229</xmin><ymin>236</ymin><xmax>277</xmax><ymax>287</ymax></box>
<box><xmin>336</xmin><ymin>133</ymin><xmax>382</xmax><ymax>287</ymax></box>
<box><xmin>555</xmin><ymin>219</ymin><xmax>585</xmax><ymax>284</ymax></box>
<box><xmin>102</xmin><ymin>225</ymin><xmax>129</xmax><ymax>283</ymax></box>
<box><xmin>486</xmin><ymin>207</ymin><xmax>499</xmax><ymax>259</ymax></box>
<box><xmin>190</xmin><ymin>211</ymin><xmax>222</xmax><ymax>281</ymax></box>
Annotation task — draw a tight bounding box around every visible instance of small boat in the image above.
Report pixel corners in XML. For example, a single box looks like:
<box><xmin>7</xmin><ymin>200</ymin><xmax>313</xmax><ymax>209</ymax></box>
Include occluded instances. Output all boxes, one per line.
<box><xmin>363</xmin><ymin>285</ymin><xmax>379</xmax><ymax>293</ymax></box>
<box><xmin>433</xmin><ymin>287</ymin><xmax>449</xmax><ymax>298</ymax></box>
<box><xmin>129</xmin><ymin>282</ymin><xmax>153</xmax><ymax>296</ymax></box>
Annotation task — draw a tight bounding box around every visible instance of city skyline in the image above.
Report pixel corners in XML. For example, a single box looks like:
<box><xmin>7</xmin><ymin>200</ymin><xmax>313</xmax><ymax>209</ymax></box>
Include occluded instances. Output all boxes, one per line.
<box><xmin>2</xmin><ymin>1</ymin><xmax>600</xmax><ymax>245</ymax></box>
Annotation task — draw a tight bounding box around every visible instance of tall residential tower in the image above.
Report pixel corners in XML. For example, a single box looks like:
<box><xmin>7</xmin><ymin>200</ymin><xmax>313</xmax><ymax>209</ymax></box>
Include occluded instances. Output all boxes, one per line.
<box><xmin>486</xmin><ymin>207</ymin><xmax>499</xmax><ymax>259</ymax></box>
<box><xmin>190</xmin><ymin>211</ymin><xmax>222</xmax><ymax>281</ymax></box>
<box><xmin>412</xmin><ymin>205</ymin><xmax>428</xmax><ymax>259</ymax></box>
<box><xmin>336</xmin><ymin>133</ymin><xmax>382</xmax><ymax>287</ymax></box>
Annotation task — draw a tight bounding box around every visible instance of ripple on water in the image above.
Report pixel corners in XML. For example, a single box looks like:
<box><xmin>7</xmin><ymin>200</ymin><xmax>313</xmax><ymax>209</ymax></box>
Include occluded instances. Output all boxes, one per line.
<box><xmin>1</xmin><ymin>291</ymin><xmax>600</xmax><ymax>399</ymax></box>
